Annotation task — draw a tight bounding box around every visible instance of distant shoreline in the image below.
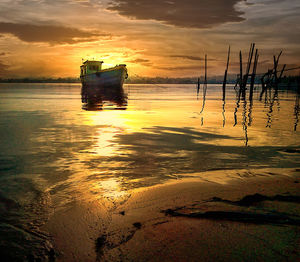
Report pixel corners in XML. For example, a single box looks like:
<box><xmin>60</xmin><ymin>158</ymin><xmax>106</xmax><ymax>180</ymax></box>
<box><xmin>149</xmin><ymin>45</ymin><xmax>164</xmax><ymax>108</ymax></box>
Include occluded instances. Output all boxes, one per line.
<box><xmin>0</xmin><ymin>78</ymin><xmax>250</xmax><ymax>85</ymax></box>
<box><xmin>0</xmin><ymin>75</ymin><xmax>245</xmax><ymax>84</ymax></box>
<box><xmin>0</xmin><ymin>78</ymin><xmax>81</xmax><ymax>83</ymax></box>
<box><xmin>0</xmin><ymin>75</ymin><xmax>298</xmax><ymax>84</ymax></box>
<box><xmin>0</xmin><ymin>78</ymin><xmax>229</xmax><ymax>84</ymax></box>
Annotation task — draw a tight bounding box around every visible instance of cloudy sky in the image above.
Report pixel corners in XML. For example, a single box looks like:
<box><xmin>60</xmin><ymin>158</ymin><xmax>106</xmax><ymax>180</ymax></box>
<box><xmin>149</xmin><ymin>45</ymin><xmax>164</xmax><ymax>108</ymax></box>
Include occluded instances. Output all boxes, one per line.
<box><xmin>0</xmin><ymin>0</ymin><xmax>299</xmax><ymax>78</ymax></box>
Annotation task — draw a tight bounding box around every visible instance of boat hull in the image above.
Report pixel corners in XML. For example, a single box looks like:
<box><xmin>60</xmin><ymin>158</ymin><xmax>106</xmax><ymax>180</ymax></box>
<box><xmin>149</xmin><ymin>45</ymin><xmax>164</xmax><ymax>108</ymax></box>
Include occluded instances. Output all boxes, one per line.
<box><xmin>80</xmin><ymin>65</ymin><xmax>127</xmax><ymax>89</ymax></box>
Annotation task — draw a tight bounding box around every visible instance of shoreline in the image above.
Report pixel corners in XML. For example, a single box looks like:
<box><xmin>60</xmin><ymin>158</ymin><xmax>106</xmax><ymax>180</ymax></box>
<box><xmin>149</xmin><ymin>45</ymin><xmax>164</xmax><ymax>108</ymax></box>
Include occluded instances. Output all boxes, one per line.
<box><xmin>43</xmin><ymin>168</ymin><xmax>300</xmax><ymax>261</ymax></box>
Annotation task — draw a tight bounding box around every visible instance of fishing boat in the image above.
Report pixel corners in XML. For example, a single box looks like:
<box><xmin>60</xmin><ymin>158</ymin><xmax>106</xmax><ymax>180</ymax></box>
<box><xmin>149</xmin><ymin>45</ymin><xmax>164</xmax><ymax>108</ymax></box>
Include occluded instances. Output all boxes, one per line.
<box><xmin>80</xmin><ymin>60</ymin><xmax>128</xmax><ymax>89</ymax></box>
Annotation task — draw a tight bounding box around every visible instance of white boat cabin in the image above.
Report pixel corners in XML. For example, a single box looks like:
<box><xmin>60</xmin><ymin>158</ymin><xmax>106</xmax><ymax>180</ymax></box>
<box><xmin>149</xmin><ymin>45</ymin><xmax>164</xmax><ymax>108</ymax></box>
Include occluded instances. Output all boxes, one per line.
<box><xmin>80</xmin><ymin>60</ymin><xmax>103</xmax><ymax>76</ymax></box>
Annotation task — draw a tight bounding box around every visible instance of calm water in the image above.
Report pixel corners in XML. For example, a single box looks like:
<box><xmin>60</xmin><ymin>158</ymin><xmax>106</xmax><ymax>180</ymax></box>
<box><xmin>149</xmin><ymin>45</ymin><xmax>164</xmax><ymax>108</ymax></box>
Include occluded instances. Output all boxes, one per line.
<box><xmin>0</xmin><ymin>83</ymin><xmax>299</xmax><ymax>260</ymax></box>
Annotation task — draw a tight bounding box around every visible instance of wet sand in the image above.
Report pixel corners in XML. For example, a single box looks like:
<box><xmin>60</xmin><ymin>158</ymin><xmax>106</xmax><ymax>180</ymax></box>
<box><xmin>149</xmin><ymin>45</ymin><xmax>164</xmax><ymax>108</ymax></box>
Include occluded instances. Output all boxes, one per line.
<box><xmin>44</xmin><ymin>168</ymin><xmax>300</xmax><ymax>261</ymax></box>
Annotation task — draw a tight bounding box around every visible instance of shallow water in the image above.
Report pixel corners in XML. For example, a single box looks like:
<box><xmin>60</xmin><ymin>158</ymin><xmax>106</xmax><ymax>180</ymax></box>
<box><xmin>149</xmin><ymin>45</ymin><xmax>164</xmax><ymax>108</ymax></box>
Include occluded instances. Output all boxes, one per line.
<box><xmin>0</xmin><ymin>83</ymin><xmax>299</xmax><ymax>260</ymax></box>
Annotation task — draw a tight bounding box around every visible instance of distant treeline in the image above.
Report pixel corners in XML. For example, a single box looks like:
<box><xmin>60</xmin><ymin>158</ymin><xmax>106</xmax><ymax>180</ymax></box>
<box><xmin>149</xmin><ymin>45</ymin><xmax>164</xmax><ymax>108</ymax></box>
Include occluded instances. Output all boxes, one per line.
<box><xmin>0</xmin><ymin>76</ymin><xmax>237</xmax><ymax>84</ymax></box>
<box><xmin>125</xmin><ymin>75</ymin><xmax>239</xmax><ymax>84</ymax></box>
<box><xmin>280</xmin><ymin>75</ymin><xmax>300</xmax><ymax>83</ymax></box>
<box><xmin>0</xmin><ymin>75</ymin><xmax>298</xmax><ymax>84</ymax></box>
<box><xmin>0</xmin><ymin>77</ymin><xmax>80</xmax><ymax>83</ymax></box>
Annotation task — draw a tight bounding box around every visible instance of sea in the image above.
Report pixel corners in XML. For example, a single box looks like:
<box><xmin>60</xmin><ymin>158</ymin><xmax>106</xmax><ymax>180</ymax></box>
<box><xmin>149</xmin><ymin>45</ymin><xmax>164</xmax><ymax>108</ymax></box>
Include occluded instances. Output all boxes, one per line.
<box><xmin>0</xmin><ymin>83</ymin><xmax>299</xmax><ymax>260</ymax></box>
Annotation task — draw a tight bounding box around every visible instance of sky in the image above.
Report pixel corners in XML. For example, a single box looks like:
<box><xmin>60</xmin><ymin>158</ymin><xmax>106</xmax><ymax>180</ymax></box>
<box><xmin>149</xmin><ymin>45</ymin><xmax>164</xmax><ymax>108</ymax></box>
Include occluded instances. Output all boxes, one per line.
<box><xmin>0</xmin><ymin>0</ymin><xmax>299</xmax><ymax>78</ymax></box>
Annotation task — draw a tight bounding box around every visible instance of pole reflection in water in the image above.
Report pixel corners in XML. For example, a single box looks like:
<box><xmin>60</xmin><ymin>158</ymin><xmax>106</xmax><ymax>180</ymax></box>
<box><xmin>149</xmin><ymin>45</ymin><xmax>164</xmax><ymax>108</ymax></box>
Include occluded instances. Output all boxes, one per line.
<box><xmin>200</xmin><ymin>54</ymin><xmax>208</xmax><ymax>114</ymax></box>
<box><xmin>222</xmin><ymin>73</ymin><xmax>226</xmax><ymax>127</ymax></box>
<box><xmin>222</xmin><ymin>100</ymin><xmax>226</xmax><ymax>127</ymax></box>
<box><xmin>294</xmin><ymin>92</ymin><xmax>300</xmax><ymax>131</ymax></box>
<box><xmin>265</xmin><ymin>87</ymin><xmax>279</xmax><ymax>128</ymax></box>
<box><xmin>232</xmin><ymin>86</ymin><xmax>249</xmax><ymax>145</ymax></box>
<box><xmin>248</xmin><ymin>99</ymin><xmax>253</xmax><ymax>127</ymax></box>
<box><xmin>224</xmin><ymin>81</ymin><xmax>298</xmax><ymax>146</ymax></box>
<box><xmin>242</xmin><ymin>99</ymin><xmax>249</xmax><ymax>146</ymax></box>
<box><xmin>233</xmin><ymin>88</ymin><xmax>241</xmax><ymax>127</ymax></box>
<box><xmin>81</xmin><ymin>84</ymin><xmax>127</xmax><ymax>111</ymax></box>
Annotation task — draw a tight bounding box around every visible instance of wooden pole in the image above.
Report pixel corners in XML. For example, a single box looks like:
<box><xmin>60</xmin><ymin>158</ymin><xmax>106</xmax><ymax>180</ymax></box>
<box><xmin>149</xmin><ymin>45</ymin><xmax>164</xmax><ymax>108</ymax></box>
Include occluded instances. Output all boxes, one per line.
<box><xmin>272</xmin><ymin>51</ymin><xmax>282</xmax><ymax>87</ymax></box>
<box><xmin>197</xmin><ymin>77</ymin><xmax>200</xmax><ymax>96</ymax></box>
<box><xmin>239</xmin><ymin>51</ymin><xmax>243</xmax><ymax>89</ymax></box>
<box><xmin>280</xmin><ymin>65</ymin><xmax>299</xmax><ymax>72</ymax></box>
<box><xmin>276</xmin><ymin>50</ymin><xmax>283</xmax><ymax>65</ymax></box>
<box><xmin>222</xmin><ymin>45</ymin><xmax>230</xmax><ymax>101</ymax></box>
<box><xmin>204</xmin><ymin>54</ymin><xmax>207</xmax><ymax>86</ymax></box>
<box><xmin>243</xmin><ymin>43</ymin><xmax>255</xmax><ymax>90</ymax></box>
<box><xmin>200</xmin><ymin>54</ymin><xmax>208</xmax><ymax>114</ymax></box>
<box><xmin>279</xmin><ymin>64</ymin><xmax>286</xmax><ymax>80</ymax></box>
<box><xmin>257</xmin><ymin>66</ymin><xmax>300</xmax><ymax>77</ymax></box>
<box><xmin>245</xmin><ymin>43</ymin><xmax>253</xmax><ymax>75</ymax></box>
<box><xmin>249</xmin><ymin>49</ymin><xmax>259</xmax><ymax>101</ymax></box>
<box><xmin>273</xmin><ymin>55</ymin><xmax>278</xmax><ymax>85</ymax></box>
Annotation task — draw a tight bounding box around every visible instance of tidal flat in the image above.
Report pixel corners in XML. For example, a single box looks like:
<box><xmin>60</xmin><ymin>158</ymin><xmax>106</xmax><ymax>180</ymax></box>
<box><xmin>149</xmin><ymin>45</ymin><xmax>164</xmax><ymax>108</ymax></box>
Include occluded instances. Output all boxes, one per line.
<box><xmin>0</xmin><ymin>83</ymin><xmax>299</xmax><ymax>261</ymax></box>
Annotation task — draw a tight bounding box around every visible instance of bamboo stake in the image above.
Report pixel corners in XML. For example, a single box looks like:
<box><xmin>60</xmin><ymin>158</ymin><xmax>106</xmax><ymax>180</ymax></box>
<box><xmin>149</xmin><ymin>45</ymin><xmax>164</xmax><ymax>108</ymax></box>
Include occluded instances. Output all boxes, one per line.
<box><xmin>197</xmin><ymin>77</ymin><xmax>200</xmax><ymax>96</ymax></box>
<box><xmin>222</xmin><ymin>45</ymin><xmax>230</xmax><ymax>101</ymax></box>
<box><xmin>279</xmin><ymin>64</ymin><xmax>286</xmax><ymax>80</ymax></box>
<box><xmin>249</xmin><ymin>49</ymin><xmax>259</xmax><ymax>101</ymax></box>
<box><xmin>273</xmin><ymin>55</ymin><xmax>278</xmax><ymax>85</ymax></box>
<box><xmin>272</xmin><ymin>50</ymin><xmax>282</xmax><ymax>87</ymax></box>
<box><xmin>204</xmin><ymin>54</ymin><xmax>207</xmax><ymax>86</ymax></box>
<box><xmin>239</xmin><ymin>51</ymin><xmax>243</xmax><ymax>89</ymax></box>
<box><xmin>256</xmin><ymin>66</ymin><xmax>300</xmax><ymax>76</ymax></box>
<box><xmin>276</xmin><ymin>50</ymin><xmax>283</xmax><ymax>64</ymax></box>
<box><xmin>243</xmin><ymin>43</ymin><xmax>255</xmax><ymax>90</ymax></box>
<box><xmin>200</xmin><ymin>54</ymin><xmax>208</xmax><ymax>114</ymax></box>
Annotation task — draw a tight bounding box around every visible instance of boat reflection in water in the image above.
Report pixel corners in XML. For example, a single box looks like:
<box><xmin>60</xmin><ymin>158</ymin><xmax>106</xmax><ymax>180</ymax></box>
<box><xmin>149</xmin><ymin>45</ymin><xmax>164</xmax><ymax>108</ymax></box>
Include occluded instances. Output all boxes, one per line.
<box><xmin>81</xmin><ymin>84</ymin><xmax>127</xmax><ymax>111</ymax></box>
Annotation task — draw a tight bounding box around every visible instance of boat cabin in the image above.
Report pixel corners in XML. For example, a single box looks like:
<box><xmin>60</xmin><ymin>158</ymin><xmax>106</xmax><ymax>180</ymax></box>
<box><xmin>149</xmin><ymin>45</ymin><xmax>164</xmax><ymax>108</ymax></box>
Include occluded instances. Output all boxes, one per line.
<box><xmin>80</xmin><ymin>60</ymin><xmax>103</xmax><ymax>76</ymax></box>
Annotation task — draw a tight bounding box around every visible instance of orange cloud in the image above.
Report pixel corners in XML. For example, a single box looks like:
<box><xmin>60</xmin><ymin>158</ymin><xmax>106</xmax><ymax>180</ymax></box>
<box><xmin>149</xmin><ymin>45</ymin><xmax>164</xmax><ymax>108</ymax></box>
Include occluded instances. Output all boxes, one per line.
<box><xmin>0</xmin><ymin>60</ymin><xmax>9</xmax><ymax>76</ymax></box>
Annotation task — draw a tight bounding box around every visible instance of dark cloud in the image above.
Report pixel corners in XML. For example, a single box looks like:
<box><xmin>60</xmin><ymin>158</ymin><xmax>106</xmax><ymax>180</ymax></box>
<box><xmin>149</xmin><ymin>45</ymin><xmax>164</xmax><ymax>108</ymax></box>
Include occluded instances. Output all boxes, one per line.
<box><xmin>128</xmin><ymin>58</ymin><xmax>150</xmax><ymax>63</ymax></box>
<box><xmin>0</xmin><ymin>22</ymin><xmax>109</xmax><ymax>44</ymax></box>
<box><xmin>156</xmin><ymin>65</ymin><xmax>213</xmax><ymax>71</ymax></box>
<box><xmin>127</xmin><ymin>58</ymin><xmax>152</xmax><ymax>66</ymax></box>
<box><xmin>170</xmin><ymin>55</ymin><xmax>218</xmax><ymax>61</ymax></box>
<box><xmin>107</xmin><ymin>0</ymin><xmax>245</xmax><ymax>28</ymax></box>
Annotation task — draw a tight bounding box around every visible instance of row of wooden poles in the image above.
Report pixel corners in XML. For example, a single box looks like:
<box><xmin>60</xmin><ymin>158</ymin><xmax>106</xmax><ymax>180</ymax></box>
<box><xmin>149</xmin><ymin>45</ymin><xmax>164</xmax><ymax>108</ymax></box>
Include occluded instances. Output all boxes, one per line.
<box><xmin>235</xmin><ymin>43</ymin><xmax>259</xmax><ymax>102</ymax></box>
<box><xmin>197</xmin><ymin>43</ymin><xmax>300</xmax><ymax>103</ymax></box>
<box><xmin>197</xmin><ymin>43</ymin><xmax>259</xmax><ymax>104</ymax></box>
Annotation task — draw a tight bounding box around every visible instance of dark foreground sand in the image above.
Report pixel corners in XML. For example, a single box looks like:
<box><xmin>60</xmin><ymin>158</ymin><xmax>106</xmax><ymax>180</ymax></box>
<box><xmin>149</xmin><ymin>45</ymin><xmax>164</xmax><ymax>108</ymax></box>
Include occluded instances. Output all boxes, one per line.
<box><xmin>44</xmin><ymin>168</ymin><xmax>300</xmax><ymax>261</ymax></box>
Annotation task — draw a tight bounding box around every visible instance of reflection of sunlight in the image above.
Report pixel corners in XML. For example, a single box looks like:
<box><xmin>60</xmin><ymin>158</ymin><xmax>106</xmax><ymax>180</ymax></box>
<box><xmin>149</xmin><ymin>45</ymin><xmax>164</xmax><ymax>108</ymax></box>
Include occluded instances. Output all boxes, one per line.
<box><xmin>87</xmin><ymin>111</ymin><xmax>126</xmax><ymax>127</ymax></box>
<box><xmin>93</xmin><ymin>127</ymin><xmax>119</xmax><ymax>156</ymax></box>
<box><xmin>97</xmin><ymin>178</ymin><xmax>127</xmax><ymax>199</ymax></box>
<box><xmin>84</xmin><ymin>110</ymin><xmax>155</xmax><ymax>157</ymax></box>
<box><xmin>84</xmin><ymin>111</ymin><xmax>126</xmax><ymax>156</ymax></box>
<box><xmin>85</xmin><ymin>109</ymin><xmax>160</xmax><ymax>139</ymax></box>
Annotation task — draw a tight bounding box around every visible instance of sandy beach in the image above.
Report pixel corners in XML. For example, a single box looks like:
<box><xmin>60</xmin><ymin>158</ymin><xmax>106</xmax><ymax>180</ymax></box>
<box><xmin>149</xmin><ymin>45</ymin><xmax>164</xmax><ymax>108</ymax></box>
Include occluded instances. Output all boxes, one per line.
<box><xmin>44</xmin><ymin>168</ymin><xmax>300</xmax><ymax>261</ymax></box>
